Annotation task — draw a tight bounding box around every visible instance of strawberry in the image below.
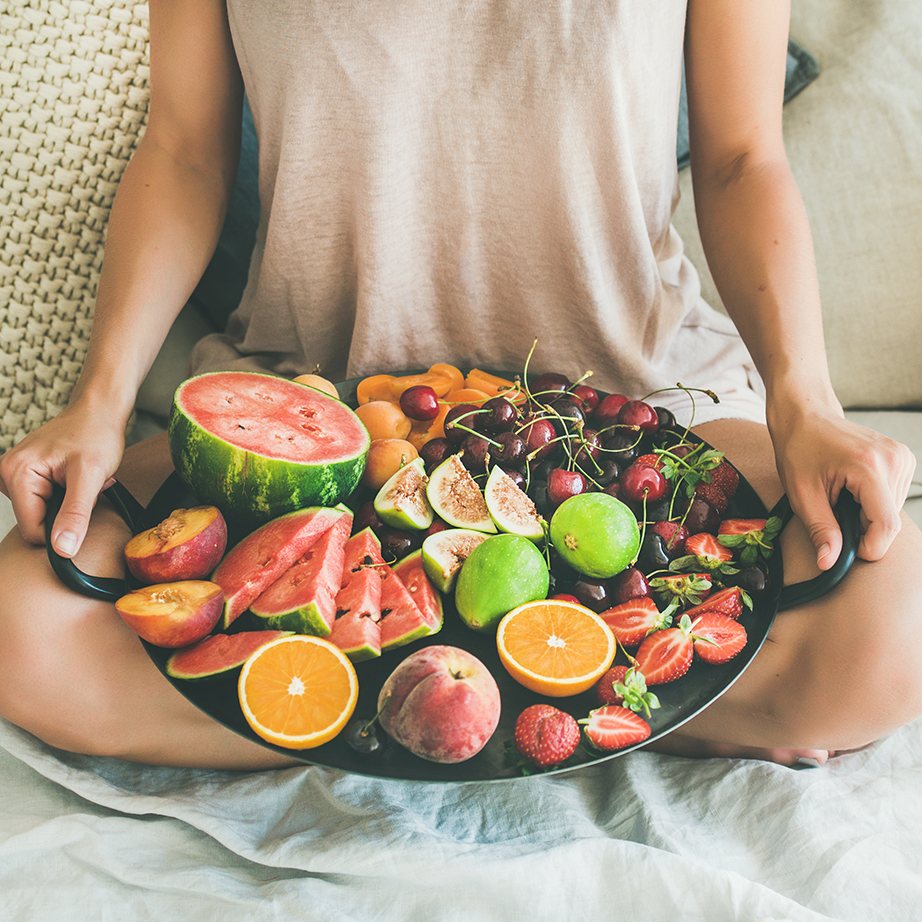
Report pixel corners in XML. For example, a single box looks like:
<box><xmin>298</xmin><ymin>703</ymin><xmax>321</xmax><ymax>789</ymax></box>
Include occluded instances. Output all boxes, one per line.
<box><xmin>634</xmin><ymin>615</ymin><xmax>695</xmax><ymax>685</ymax></box>
<box><xmin>693</xmin><ymin>460</ymin><xmax>739</xmax><ymax>512</ymax></box>
<box><xmin>648</xmin><ymin>572</ymin><xmax>712</xmax><ymax>608</ymax></box>
<box><xmin>594</xmin><ymin>665</ymin><xmax>661</xmax><ymax>717</ymax></box>
<box><xmin>580</xmin><ymin>705</ymin><xmax>651</xmax><ymax>751</ymax></box>
<box><xmin>690</xmin><ymin>612</ymin><xmax>748</xmax><ymax>664</ymax></box>
<box><xmin>684</xmin><ymin>532</ymin><xmax>734</xmax><ymax>566</ymax></box>
<box><xmin>514</xmin><ymin>704</ymin><xmax>581</xmax><ymax>768</ymax></box>
<box><xmin>683</xmin><ymin>585</ymin><xmax>751</xmax><ymax>621</ymax></box>
<box><xmin>634</xmin><ymin>453</ymin><xmax>664</xmax><ymax>471</ymax></box>
<box><xmin>599</xmin><ymin>596</ymin><xmax>674</xmax><ymax>647</ymax></box>
<box><xmin>717</xmin><ymin>516</ymin><xmax>783</xmax><ymax>566</ymax></box>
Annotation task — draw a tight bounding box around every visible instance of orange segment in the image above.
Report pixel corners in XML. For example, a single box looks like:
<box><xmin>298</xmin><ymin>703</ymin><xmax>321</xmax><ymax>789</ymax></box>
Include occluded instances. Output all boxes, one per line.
<box><xmin>496</xmin><ymin>600</ymin><xmax>616</xmax><ymax>697</ymax></box>
<box><xmin>238</xmin><ymin>636</ymin><xmax>359</xmax><ymax>749</ymax></box>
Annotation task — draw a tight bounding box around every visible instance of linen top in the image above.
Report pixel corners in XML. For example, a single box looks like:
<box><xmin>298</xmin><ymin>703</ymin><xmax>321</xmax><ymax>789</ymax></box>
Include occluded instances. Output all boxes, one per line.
<box><xmin>191</xmin><ymin>0</ymin><xmax>764</xmax><ymax>424</ymax></box>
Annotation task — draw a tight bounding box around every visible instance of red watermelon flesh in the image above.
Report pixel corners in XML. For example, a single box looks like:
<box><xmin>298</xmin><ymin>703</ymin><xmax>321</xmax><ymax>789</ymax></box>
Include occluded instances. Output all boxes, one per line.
<box><xmin>328</xmin><ymin>566</ymin><xmax>383</xmax><ymax>661</ymax></box>
<box><xmin>249</xmin><ymin>508</ymin><xmax>353</xmax><ymax>635</ymax></box>
<box><xmin>212</xmin><ymin>505</ymin><xmax>347</xmax><ymax>628</ymax></box>
<box><xmin>379</xmin><ymin>566</ymin><xmax>440</xmax><ymax>652</ymax></box>
<box><xmin>392</xmin><ymin>550</ymin><xmax>443</xmax><ymax>633</ymax></box>
<box><xmin>165</xmin><ymin>630</ymin><xmax>293</xmax><ymax>680</ymax></box>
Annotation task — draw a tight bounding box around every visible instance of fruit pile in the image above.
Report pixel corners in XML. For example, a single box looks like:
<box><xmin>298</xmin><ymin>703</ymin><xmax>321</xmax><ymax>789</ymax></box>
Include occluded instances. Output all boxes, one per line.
<box><xmin>112</xmin><ymin>360</ymin><xmax>780</xmax><ymax>773</ymax></box>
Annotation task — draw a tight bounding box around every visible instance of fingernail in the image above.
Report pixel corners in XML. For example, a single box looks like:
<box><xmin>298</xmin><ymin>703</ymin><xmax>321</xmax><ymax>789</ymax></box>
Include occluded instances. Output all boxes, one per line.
<box><xmin>55</xmin><ymin>531</ymin><xmax>78</xmax><ymax>557</ymax></box>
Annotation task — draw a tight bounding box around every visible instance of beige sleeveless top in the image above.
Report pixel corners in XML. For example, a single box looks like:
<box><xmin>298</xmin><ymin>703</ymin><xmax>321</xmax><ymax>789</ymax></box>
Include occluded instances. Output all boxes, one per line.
<box><xmin>192</xmin><ymin>0</ymin><xmax>764</xmax><ymax>425</ymax></box>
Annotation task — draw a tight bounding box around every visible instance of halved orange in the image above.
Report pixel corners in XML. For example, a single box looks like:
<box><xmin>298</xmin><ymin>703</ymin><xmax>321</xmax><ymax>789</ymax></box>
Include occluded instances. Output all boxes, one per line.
<box><xmin>238</xmin><ymin>635</ymin><xmax>359</xmax><ymax>749</ymax></box>
<box><xmin>496</xmin><ymin>600</ymin><xmax>616</xmax><ymax>697</ymax></box>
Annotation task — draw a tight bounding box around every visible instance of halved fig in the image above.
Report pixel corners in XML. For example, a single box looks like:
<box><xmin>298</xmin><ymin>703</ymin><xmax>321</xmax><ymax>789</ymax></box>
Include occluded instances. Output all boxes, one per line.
<box><xmin>484</xmin><ymin>466</ymin><xmax>546</xmax><ymax>542</ymax></box>
<box><xmin>425</xmin><ymin>454</ymin><xmax>497</xmax><ymax>533</ymax></box>
<box><xmin>373</xmin><ymin>456</ymin><xmax>435</xmax><ymax>530</ymax></box>
<box><xmin>421</xmin><ymin>528</ymin><xmax>491</xmax><ymax>593</ymax></box>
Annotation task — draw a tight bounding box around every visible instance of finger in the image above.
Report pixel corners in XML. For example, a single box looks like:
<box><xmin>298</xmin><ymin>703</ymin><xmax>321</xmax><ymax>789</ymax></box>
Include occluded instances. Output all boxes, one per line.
<box><xmin>850</xmin><ymin>482</ymin><xmax>903</xmax><ymax>562</ymax></box>
<box><xmin>0</xmin><ymin>463</ymin><xmax>56</xmax><ymax>546</ymax></box>
<box><xmin>788</xmin><ymin>482</ymin><xmax>843</xmax><ymax>572</ymax></box>
<box><xmin>49</xmin><ymin>467</ymin><xmax>107</xmax><ymax>559</ymax></box>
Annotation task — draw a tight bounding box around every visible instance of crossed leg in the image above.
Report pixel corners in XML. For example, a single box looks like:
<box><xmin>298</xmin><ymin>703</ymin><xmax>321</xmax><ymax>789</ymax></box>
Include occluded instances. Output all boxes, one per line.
<box><xmin>0</xmin><ymin>420</ymin><xmax>919</xmax><ymax>769</ymax></box>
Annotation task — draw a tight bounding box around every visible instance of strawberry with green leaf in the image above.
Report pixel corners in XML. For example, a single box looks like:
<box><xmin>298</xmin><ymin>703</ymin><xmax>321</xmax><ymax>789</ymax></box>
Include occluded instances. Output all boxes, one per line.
<box><xmin>683</xmin><ymin>585</ymin><xmax>752</xmax><ymax>621</ymax></box>
<box><xmin>599</xmin><ymin>596</ymin><xmax>677</xmax><ymax>646</ymax></box>
<box><xmin>718</xmin><ymin>517</ymin><xmax>783</xmax><ymax>566</ymax></box>
<box><xmin>580</xmin><ymin>705</ymin><xmax>652</xmax><ymax>751</ymax></box>
<box><xmin>648</xmin><ymin>572</ymin><xmax>713</xmax><ymax>608</ymax></box>
<box><xmin>671</xmin><ymin>532</ymin><xmax>739</xmax><ymax>577</ymax></box>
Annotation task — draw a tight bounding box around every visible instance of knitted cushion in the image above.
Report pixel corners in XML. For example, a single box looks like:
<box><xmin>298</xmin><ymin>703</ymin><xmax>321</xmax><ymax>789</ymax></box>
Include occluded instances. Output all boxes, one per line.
<box><xmin>0</xmin><ymin>1</ymin><xmax>150</xmax><ymax>451</ymax></box>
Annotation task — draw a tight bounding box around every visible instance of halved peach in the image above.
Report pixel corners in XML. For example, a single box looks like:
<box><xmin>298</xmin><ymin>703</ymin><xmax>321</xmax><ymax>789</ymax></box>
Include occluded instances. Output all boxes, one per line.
<box><xmin>124</xmin><ymin>506</ymin><xmax>227</xmax><ymax>584</ymax></box>
<box><xmin>115</xmin><ymin>581</ymin><xmax>224</xmax><ymax>648</ymax></box>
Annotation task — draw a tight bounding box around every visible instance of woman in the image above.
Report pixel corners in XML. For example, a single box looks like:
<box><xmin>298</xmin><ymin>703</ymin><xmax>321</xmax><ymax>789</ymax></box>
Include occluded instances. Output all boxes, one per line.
<box><xmin>0</xmin><ymin>0</ymin><xmax>918</xmax><ymax>768</ymax></box>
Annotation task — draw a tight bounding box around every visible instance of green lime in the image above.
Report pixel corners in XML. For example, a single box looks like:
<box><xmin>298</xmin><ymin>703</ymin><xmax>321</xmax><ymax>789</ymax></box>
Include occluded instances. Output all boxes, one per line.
<box><xmin>454</xmin><ymin>534</ymin><xmax>550</xmax><ymax>633</ymax></box>
<box><xmin>549</xmin><ymin>493</ymin><xmax>640</xmax><ymax>579</ymax></box>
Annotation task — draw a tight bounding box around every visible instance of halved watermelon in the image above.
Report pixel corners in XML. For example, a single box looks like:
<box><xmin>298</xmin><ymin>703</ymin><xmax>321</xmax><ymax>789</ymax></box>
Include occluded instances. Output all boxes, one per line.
<box><xmin>249</xmin><ymin>509</ymin><xmax>353</xmax><ymax>635</ymax></box>
<box><xmin>211</xmin><ymin>504</ymin><xmax>348</xmax><ymax>628</ymax></box>
<box><xmin>168</xmin><ymin>371</ymin><xmax>369</xmax><ymax>522</ymax></box>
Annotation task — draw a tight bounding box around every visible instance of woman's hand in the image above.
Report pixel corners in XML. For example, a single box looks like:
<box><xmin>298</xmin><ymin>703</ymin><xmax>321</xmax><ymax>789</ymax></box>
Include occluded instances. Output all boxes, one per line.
<box><xmin>0</xmin><ymin>399</ymin><xmax>128</xmax><ymax>557</ymax></box>
<box><xmin>769</xmin><ymin>405</ymin><xmax>916</xmax><ymax>570</ymax></box>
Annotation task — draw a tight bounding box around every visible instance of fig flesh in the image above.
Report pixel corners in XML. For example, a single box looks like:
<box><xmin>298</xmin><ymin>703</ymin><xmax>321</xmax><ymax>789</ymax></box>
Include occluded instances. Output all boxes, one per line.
<box><xmin>425</xmin><ymin>454</ymin><xmax>496</xmax><ymax>533</ymax></box>
<box><xmin>373</xmin><ymin>456</ymin><xmax>434</xmax><ymax>530</ymax></box>
<box><xmin>483</xmin><ymin>466</ymin><xmax>545</xmax><ymax>542</ymax></box>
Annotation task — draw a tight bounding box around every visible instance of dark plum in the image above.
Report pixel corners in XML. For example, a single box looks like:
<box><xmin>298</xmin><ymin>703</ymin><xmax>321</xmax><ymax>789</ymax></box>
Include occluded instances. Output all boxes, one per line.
<box><xmin>378</xmin><ymin>526</ymin><xmax>420</xmax><ymax>560</ymax></box>
<box><xmin>736</xmin><ymin>565</ymin><xmax>770</xmax><ymax>596</ymax></box>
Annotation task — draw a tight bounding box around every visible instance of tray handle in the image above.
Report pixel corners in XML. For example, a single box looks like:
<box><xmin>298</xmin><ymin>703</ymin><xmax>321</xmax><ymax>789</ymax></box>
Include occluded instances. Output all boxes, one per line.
<box><xmin>772</xmin><ymin>490</ymin><xmax>861</xmax><ymax>612</ymax></box>
<box><xmin>44</xmin><ymin>480</ymin><xmax>145</xmax><ymax>602</ymax></box>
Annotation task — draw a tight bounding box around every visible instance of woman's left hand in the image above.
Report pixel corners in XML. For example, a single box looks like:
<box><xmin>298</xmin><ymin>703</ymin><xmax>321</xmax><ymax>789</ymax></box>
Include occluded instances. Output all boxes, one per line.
<box><xmin>769</xmin><ymin>408</ymin><xmax>917</xmax><ymax>570</ymax></box>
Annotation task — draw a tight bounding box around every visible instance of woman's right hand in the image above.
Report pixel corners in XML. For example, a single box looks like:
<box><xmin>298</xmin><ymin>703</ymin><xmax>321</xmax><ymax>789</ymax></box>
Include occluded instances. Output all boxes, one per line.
<box><xmin>0</xmin><ymin>399</ymin><xmax>128</xmax><ymax>557</ymax></box>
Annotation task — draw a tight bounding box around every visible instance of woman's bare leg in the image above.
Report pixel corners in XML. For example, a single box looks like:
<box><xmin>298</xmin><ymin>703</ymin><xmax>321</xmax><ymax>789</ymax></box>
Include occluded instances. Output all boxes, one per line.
<box><xmin>0</xmin><ymin>433</ymin><xmax>299</xmax><ymax>769</ymax></box>
<box><xmin>649</xmin><ymin>418</ymin><xmax>922</xmax><ymax>764</ymax></box>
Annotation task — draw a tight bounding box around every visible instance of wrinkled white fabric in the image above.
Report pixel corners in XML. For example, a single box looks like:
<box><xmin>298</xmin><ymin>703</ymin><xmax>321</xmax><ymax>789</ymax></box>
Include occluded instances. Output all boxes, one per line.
<box><xmin>1</xmin><ymin>713</ymin><xmax>920</xmax><ymax>921</ymax></box>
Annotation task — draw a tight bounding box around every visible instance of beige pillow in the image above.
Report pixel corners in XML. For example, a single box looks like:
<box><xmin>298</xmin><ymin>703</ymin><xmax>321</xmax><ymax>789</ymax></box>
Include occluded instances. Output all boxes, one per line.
<box><xmin>0</xmin><ymin>1</ymin><xmax>150</xmax><ymax>451</ymax></box>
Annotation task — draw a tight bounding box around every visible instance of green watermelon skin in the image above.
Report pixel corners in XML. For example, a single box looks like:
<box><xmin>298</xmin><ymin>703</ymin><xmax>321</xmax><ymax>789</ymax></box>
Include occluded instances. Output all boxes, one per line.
<box><xmin>212</xmin><ymin>505</ymin><xmax>347</xmax><ymax>628</ymax></box>
<box><xmin>379</xmin><ymin>566</ymin><xmax>440</xmax><ymax>652</ymax></box>
<box><xmin>249</xmin><ymin>509</ymin><xmax>353</xmax><ymax>635</ymax></box>
<box><xmin>165</xmin><ymin>630</ymin><xmax>293</xmax><ymax>680</ymax></box>
<box><xmin>168</xmin><ymin>371</ymin><xmax>369</xmax><ymax>523</ymax></box>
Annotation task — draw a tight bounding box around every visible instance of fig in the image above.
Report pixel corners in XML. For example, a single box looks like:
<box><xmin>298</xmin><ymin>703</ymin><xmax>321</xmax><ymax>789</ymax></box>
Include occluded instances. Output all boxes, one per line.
<box><xmin>373</xmin><ymin>456</ymin><xmax>435</xmax><ymax>531</ymax></box>
<box><xmin>483</xmin><ymin>466</ymin><xmax>545</xmax><ymax>542</ymax></box>
<box><xmin>426</xmin><ymin>453</ymin><xmax>497</xmax><ymax>533</ymax></box>
<box><xmin>421</xmin><ymin>527</ymin><xmax>491</xmax><ymax>593</ymax></box>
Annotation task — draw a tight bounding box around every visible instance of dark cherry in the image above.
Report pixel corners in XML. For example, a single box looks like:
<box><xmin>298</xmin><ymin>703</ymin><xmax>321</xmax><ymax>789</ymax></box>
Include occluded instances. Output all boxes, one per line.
<box><xmin>649</xmin><ymin>520</ymin><xmax>689</xmax><ymax>559</ymax></box>
<box><xmin>346</xmin><ymin>718</ymin><xmax>386</xmax><ymax>756</ymax></box>
<box><xmin>460</xmin><ymin>433</ymin><xmax>491</xmax><ymax>472</ymax></box>
<box><xmin>527</xmin><ymin>479</ymin><xmax>551</xmax><ymax>516</ymax></box>
<box><xmin>572</xmin><ymin>428</ymin><xmax>602</xmax><ymax>469</ymax></box>
<box><xmin>601</xmin><ymin>430</ymin><xmax>640</xmax><ymax>466</ymax></box>
<box><xmin>570</xmin><ymin>384</ymin><xmax>600</xmax><ymax>414</ymax></box>
<box><xmin>617</xmin><ymin>399</ymin><xmax>660</xmax><ymax>434</ymax></box>
<box><xmin>490</xmin><ymin>431</ymin><xmax>527</xmax><ymax>467</ymax></box>
<box><xmin>549</xmin><ymin>397</ymin><xmax>586</xmax><ymax>437</ymax></box>
<box><xmin>593</xmin><ymin>457</ymin><xmax>621</xmax><ymax>487</ymax></box>
<box><xmin>547</xmin><ymin>468</ymin><xmax>589</xmax><ymax>507</ymax></box>
<box><xmin>530</xmin><ymin>371</ymin><xmax>571</xmax><ymax>402</ymax></box>
<box><xmin>480</xmin><ymin>396</ymin><xmax>518</xmax><ymax>433</ymax></box>
<box><xmin>653</xmin><ymin>405</ymin><xmax>679</xmax><ymax>432</ymax></box>
<box><xmin>608</xmin><ymin>567</ymin><xmax>652</xmax><ymax>605</ymax></box>
<box><xmin>378</xmin><ymin>526</ymin><xmax>420</xmax><ymax>560</ymax></box>
<box><xmin>518</xmin><ymin>415</ymin><xmax>558</xmax><ymax>461</ymax></box>
<box><xmin>592</xmin><ymin>393</ymin><xmax>630</xmax><ymax>429</ymax></box>
<box><xmin>681</xmin><ymin>495</ymin><xmax>722</xmax><ymax>535</ymax></box>
<box><xmin>399</xmin><ymin>384</ymin><xmax>440</xmax><ymax>421</ymax></box>
<box><xmin>636</xmin><ymin>531</ymin><xmax>672</xmax><ymax>572</ymax></box>
<box><xmin>736</xmin><ymin>565</ymin><xmax>770</xmax><ymax>595</ymax></box>
<box><xmin>569</xmin><ymin>576</ymin><xmax>612</xmax><ymax>613</ymax></box>
<box><xmin>620</xmin><ymin>462</ymin><xmax>667</xmax><ymax>503</ymax></box>
<box><xmin>419</xmin><ymin>436</ymin><xmax>453</xmax><ymax>471</ymax></box>
<box><xmin>444</xmin><ymin>403</ymin><xmax>484</xmax><ymax>444</ymax></box>
<box><xmin>353</xmin><ymin>501</ymin><xmax>385</xmax><ymax>535</ymax></box>
<box><xmin>499</xmin><ymin>467</ymin><xmax>527</xmax><ymax>490</ymax></box>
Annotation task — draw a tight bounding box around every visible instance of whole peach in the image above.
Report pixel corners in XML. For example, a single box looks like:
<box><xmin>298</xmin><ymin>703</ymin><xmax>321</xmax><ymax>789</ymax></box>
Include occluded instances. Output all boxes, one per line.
<box><xmin>377</xmin><ymin>645</ymin><xmax>501</xmax><ymax>763</ymax></box>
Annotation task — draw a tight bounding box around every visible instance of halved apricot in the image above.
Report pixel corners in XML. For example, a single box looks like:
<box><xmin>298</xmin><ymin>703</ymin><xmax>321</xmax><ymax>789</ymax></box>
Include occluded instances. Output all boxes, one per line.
<box><xmin>356</xmin><ymin>374</ymin><xmax>397</xmax><ymax>405</ymax></box>
<box><xmin>442</xmin><ymin>387</ymin><xmax>492</xmax><ymax>406</ymax></box>
<box><xmin>464</xmin><ymin>369</ymin><xmax>527</xmax><ymax>403</ymax></box>
<box><xmin>427</xmin><ymin>363</ymin><xmax>465</xmax><ymax>394</ymax></box>
<box><xmin>388</xmin><ymin>371</ymin><xmax>455</xmax><ymax>399</ymax></box>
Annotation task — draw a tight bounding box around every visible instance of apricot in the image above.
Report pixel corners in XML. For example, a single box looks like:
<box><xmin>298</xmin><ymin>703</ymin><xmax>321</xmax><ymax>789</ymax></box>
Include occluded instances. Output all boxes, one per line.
<box><xmin>360</xmin><ymin>438</ymin><xmax>420</xmax><ymax>491</ymax></box>
<box><xmin>354</xmin><ymin>400</ymin><xmax>412</xmax><ymax>441</ymax></box>
<box><xmin>356</xmin><ymin>374</ymin><xmax>397</xmax><ymax>405</ymax></box>
<box><xmin>292</xmin><ymin>373</ymin><xmax>340</xmax><ymax>399</ymax></box>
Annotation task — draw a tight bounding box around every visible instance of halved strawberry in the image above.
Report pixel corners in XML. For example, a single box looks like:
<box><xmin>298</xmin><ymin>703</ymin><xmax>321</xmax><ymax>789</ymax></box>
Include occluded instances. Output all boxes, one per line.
<box><xmin>580</xmin><ymin>705</ymin><xmax>651</xmax><ymax>751</ymax></box>
<box><xmin>634</xmin><ymin>619</ymin><xmax>695</xmax><ymax>685</ymax></box>
<box><xmin>684</xmin><ymin>532</ymin><xmax>734</xmax><ymax>565</ymax></box>
<box><xmin>690</xmin><ymin>612</ymin><xmax>748</xmax><ymax>664</ymax></box>
<box><xmin>683</xmin><ymin>585</ymin><xmax>751</xmax><ymax>621</ymax></box>
<box><xmin>717</xmin><ymin>516</ymin><xmax>783</xmax><ymax>566</ymax></box>
<box><xmin>648</xmin><ymin>572</ymin><xmax>712</xmax><ymax>608</ymax></box>
<box><xmin>600</xmin><ymin>597</ymin><xmax>673</xmax><ymax>647</ymax></box>
<box><xmin>718</xmin><ymin>518</ymin><xmax>767</xmax><ymax>535</ymax></box>
<box><xmin>593</xmin><ymin>665</ymin><xmax>660</xmax><ymax>717</ymax></box>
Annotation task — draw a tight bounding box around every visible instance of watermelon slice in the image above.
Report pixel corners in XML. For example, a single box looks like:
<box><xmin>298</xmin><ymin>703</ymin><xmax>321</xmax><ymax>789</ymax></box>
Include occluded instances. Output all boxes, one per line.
<box><xmin>165</xmin><ymin>630</ymin><xmax>293</xmax><ymax>680</ymax></box>
<box><xmin>328</xmin><ymin>566</ymin><xmax>382</xmax><ymax>661</ymax></box>
<box><xmin>168</xmin><ymin>371</ymin><xmax>369</xmax><ymax>523</ymax></box>
<box><xmin>392</xmin><ymin>550</ymin><xmax>443</xmax><ymax>635</ymax></box>
<box><xmin>249</xmin><ymin>508</ymin><xmax>353</xmax><ymax>635</ymax></box>
<box><xmin>211</xmin><ymin>505</ymin><xmax>347</xmax><ymax>628</ymax></box>
<box><xmin>379</xmin><ymin>566</ymin><xmax>439</xmax><ymax>652</ymax></box>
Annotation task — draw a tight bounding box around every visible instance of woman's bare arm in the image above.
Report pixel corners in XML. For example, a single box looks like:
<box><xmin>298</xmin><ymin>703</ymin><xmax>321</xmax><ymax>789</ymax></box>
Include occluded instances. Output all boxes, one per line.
<box><xmin>685</xmin><ymin>0</ymin><xmax>915</xmax><ymax>567</ymax></box>
<box><xmin>0</xmin><ymin>0</ymin><xmax>244</xmax><ymax>555</ymax></box>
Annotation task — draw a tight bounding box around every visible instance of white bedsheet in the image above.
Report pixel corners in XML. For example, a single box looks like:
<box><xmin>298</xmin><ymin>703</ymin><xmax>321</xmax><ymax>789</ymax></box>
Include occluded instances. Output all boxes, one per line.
<box><xmin>1</xmin><ymin>710</ymin><xmax>919</xmax><ymax>922</ymax></box>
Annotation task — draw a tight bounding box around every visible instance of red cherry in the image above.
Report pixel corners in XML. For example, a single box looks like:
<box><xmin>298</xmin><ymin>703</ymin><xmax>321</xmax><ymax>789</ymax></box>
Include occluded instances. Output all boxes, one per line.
<box><xmin>570</xmin><ymin>384</ymin><xmax>600</xmax><ymax>414</ymax></box>
<box><xmin>617</xmin><ymin>399</ymin><xmax>660</xmax><ymax>434</ymax></box>
<box><xmin>551</xmin><ymin>593</ymin><xmax>582</xmax><ymax>605</ymax></box>
<box><xmin>547</xmin><ymin>468</ymin><xmax>589</xmax><ymax>506</ymax></box>
<box><xmin>620</xmin><ymin>462</ymin><xmax>666</xmax><ymax>502</ymax></box>
<box><xmin>399</xmin><ymin>385</ymin><xmax>440</xmax><ymax>421</ymax></box>
<box><xmin>593</xmin><ymin>394</ymin><xmax>629</xmax><ymax>428</ymax></box>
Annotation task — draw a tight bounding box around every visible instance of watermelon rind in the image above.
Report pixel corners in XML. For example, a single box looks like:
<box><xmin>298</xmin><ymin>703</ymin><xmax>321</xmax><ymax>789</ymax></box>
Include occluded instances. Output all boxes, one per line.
<box><xmin>165</xmin><ymin>630</ymin><xmax>293</xmax><ymax>680</ymax></box>
<box><xmin>249</xmin><ymin>510</ymin><xmax>353</xmax><ymax>635</ymax></box>
<box><xmin>212</xmin><ymin>504</ymin><xmax>348</xmax><ymax>628</ymax></box>
<box><xmin>168</xmin><ymin>371</ymin><xmax>369</xmax><ymax>523</ymax></box>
